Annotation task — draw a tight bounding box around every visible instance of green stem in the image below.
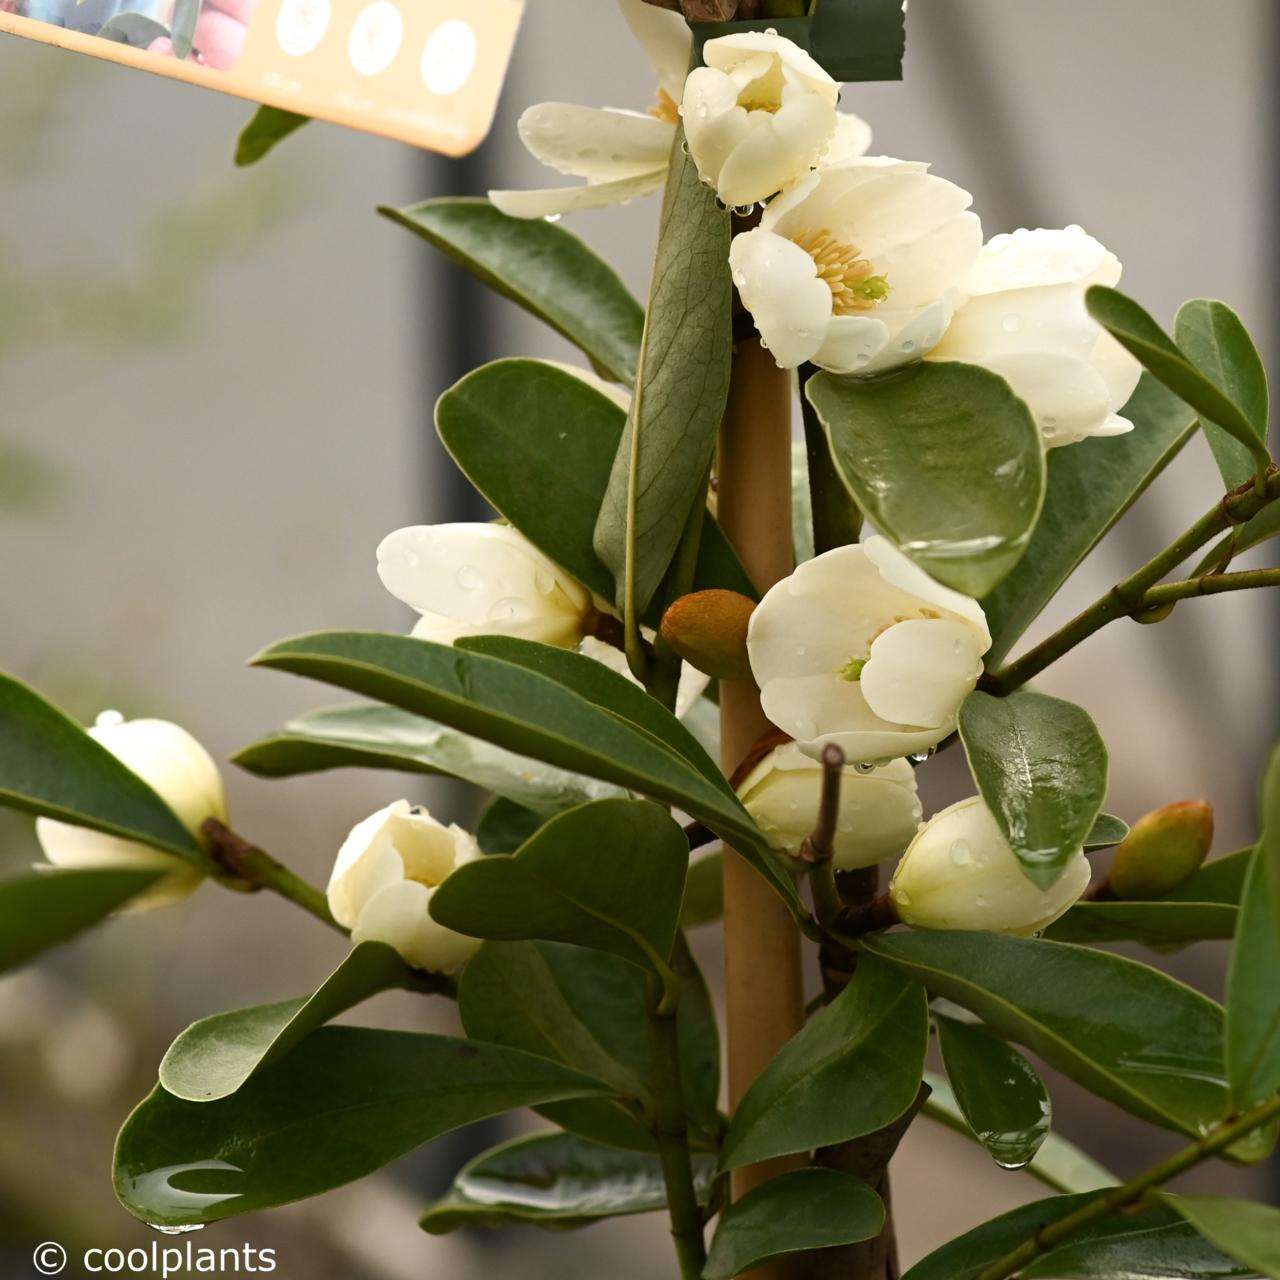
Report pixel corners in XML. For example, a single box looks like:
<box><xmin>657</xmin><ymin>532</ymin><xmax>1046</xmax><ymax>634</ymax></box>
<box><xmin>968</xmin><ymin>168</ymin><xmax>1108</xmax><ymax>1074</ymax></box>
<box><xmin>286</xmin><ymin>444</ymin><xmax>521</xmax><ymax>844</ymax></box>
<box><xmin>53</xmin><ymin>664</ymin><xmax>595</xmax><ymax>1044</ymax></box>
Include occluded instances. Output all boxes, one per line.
<box><xmin>987</xmin><ymin>471</ymin><xmax>1280</xmax><ymax>694</ymax></box>
<box><xmin>974</xmin><ymin>1091</ymin><xmax>1280</xmax><ymax>1280</ymax></box>
<box><xmin>800</xmin><ymin>364</ymin><xmax>862</xmax><ymax>555</ymax></box>
<box><xmin>645</xmin><ymin>980</ymin><xmax>708</xmax><ymax>1280</ymax></box>
<box><xmin>1141</xmin><ymin>566</ymin><xmax>1280</xmax><ymax>608</ymax></box>
<box><xmin>203</xmin><ymin>820</ymin><xmax>343</xmax><ymax>933</ymax></box>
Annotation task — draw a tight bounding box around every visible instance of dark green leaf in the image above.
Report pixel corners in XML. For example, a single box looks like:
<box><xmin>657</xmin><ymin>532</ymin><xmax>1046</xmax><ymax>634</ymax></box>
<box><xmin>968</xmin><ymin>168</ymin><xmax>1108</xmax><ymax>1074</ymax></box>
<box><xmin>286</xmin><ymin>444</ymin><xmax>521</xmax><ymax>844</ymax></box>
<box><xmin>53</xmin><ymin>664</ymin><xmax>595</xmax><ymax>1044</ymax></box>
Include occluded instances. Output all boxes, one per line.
<box><xmin>159</xmin><ymin>943</ymin><xmax>413</xmax><ymax>1102</ymax></box>
<box><xmin>682</xmin><ymin>851</ymin><xmax>724</xmax><ymax>929</ymax></box>
<box><xmin>0</xmin><ymin>867</ymin><xmax>162</xmax><ymax>974</ymax></box>
<box><xmin>935</xmin><ymin>1014</ymin><xmax>1050</xmax><ymax>1170</ymax></box>
<box><xmin>864</xmin><ymin>932</ymin><xmax>1236</xmax><ymax>1145</ymax></box>
<box><xmin>476</xmin><ymin>798</ymin><xmax>545</xmax><ymax>854</ymax></box>
<box><xmin>920</xmin><ymin>1072</ymin><xmax>1116</xmax><ymax>1195</ymax></box>
<box><xmin>704</xmin><ymin>1169</ymin><xmax>884</xmax><ymax>1280</ymax></box>
<box><xmin>1045</xmin><ymin>900</ymin><xmax>1237</xmax><ymax>948</ymax></box>
<box><xmin>436</xmin><ymin>359</ymin><xmax>756</xmax><ymax>613</ymax></box>
<box><xmin>1084</xmin><ymin>813</ymin><xmax>1129</xmax><ymax>850</ymax></box>
<box><xmin>808</xmin><ymin>362</ymin><xmax>1045</xmax><ymax>597</ymax></box>
<box><xmin>1175</xmin><ymin>300</ymin><xmax>1270</xmax><ymax>491</ymax></box>
<box><xmin>903</xmin><ymin>1194</ymin><xmax>1255</xmax><ymax>1280</ymax></box>
<box><xmin>379</xmin><ymin>198</ymin><xmax>643</xmax><ymax>386</ymax></box>
<box><xmin>720</xmin><ymin>953</ymin><xmax>927</xmax><ymax>1170</ymax></box>
<box><xmin>232</xmin><ymin>701</ymin><xmax>624</xmax><ymax>815</ymax></box>
<box><xmin>115</xmin><ymin>1027</ymin><xmax>612</xmax><ymax>1227</ymax></box>
<box><xmin>1160</xmin><ymin>1193</ymin><xmax>1280</xmax><ymax>1279</ymax></box>
<box><xmin>1233</xmin><ymin>500</ymin><xmax>1280</xmax><ymax>559</ymax></box>
<box><xmin>594</xmin><ymin>128</ymin><xmax>733</xmax><ymax>617</ymax></box>
<box><xmin>1163</xmin><ymin>847</ymin><xmax>1252</xmax><ymax>905</ymax></box>
<box><xmin>249</xmin><ymin>632</ymin><xmax>799</xmax><ymax>910</ymax></box>
<box><xmin>1225</xmin><ymin>746</ymin><xmax>1280</xmax><ymax>1109</ymax></box>
<box><xmin>421</xmin><ymin>1131</ymin><xmax>716</xmax><ymax>1234</ymax></box>
<box><xmin>0</xmin><ymin>673</ymin><xmax>205</xmax><ymax>866</ymax></box>
<box><xmin>168</xmin><ymin>0</ymin><xmax>199</xmax><ymax>58</ymax></box>
<box><xmin>1086</xmin><ymin>287</ymin><xmax>1270</xmax><ymax>477</ymax></box>
<box><xmin>982</xmin><ymin>376</ymin><xmax>1198</xmax><ymax>665</ymax></box>
<box><xmin>235</xmin><ymin>107</ymin><xmax>310</xmax><ymax>167</ymax></box>
<box><xmin>959</xmin><ymin>691</ymin><xmax>1108</xmax><ymax>887</ymax></box>
<box><xmin>431</xmin><ymin>798</ymin><xmax>686</xmax><ymax>973</ymax></box>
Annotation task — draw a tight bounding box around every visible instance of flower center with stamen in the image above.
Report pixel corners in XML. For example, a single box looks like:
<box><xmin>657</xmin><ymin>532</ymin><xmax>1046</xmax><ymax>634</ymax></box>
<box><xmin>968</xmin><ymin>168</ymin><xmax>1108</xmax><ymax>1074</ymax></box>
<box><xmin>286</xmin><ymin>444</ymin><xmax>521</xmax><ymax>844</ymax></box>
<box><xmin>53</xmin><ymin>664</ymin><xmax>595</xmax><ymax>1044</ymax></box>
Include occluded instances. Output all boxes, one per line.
<box><xmin>649</xmin><ymin>88</ymin><xmax>680</xmax><ymax>126</ymax></box>
<box><xmin>793</xmin><ymin>228</ymin><xmax>891</xmax><ymax>314</ymax></box>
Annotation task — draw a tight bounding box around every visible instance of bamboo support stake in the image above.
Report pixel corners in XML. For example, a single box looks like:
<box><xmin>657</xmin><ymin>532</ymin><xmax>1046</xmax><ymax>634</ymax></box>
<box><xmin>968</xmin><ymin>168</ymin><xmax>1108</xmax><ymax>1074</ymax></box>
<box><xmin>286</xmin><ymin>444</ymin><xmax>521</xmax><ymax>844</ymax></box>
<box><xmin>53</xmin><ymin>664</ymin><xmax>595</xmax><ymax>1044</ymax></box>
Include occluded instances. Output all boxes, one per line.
<box><xmin>718</xmin><ymin>336</ymin><xmax>807</xmax><ymax>1274</ymax></box>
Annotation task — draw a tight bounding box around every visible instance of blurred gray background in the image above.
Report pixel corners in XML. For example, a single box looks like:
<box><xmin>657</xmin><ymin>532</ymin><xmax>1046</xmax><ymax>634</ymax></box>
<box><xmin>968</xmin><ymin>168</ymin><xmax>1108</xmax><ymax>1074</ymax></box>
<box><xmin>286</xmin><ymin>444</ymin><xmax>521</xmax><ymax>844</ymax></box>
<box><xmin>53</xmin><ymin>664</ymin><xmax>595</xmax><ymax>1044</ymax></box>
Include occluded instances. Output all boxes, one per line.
<box><xmin>1</xmin><ymin>1</ymin><xmax>1276</xmax><ymax>1275</ymax></box>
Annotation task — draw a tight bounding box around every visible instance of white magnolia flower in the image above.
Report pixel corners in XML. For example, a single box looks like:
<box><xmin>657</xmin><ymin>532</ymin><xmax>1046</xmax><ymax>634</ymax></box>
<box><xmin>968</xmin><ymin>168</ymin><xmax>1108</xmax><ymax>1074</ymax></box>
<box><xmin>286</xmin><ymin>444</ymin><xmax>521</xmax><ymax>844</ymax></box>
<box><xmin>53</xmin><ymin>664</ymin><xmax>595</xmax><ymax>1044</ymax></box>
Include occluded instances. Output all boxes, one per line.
<box><xmin>890</xmin><ymin>796</ymin><xmax>1091</xmax><ymax>934</ymax></box>
<box><xmin>682</xmin><ymin>31</ymin><xmax>839</xmax><ymax>207</ymax></box>
<box><xmin>378</xmin><ymin>523</ymin><xmax>594</xmax><ymax>649</ymax></box>
<box><xmin>489</xmin><ymin>0</ymin><xmax>689</xmax><ymax>218</ymax></box>
<box><xmin>730</xmin><ymin>159</ymin><xmax>983</xmax><ymax>375</ymax></box>
<box><xmin>747</xmin><ymin>537</ymin><xmax>991</xmax><ymax>763</ymax></box>
<box><xmin>328</xmin><ymin>800</ymin><xmax>483</xmax><ymax>973</ymax></box>
<box><xmin>35</xmin><ymin>711</ymin><xmax>225</xmax><ymax>909</ymax></box>
<box><xmin>738</xmin><ymin>744</ymin><xmax>921</xmax><ymax>870</ymax></box>
<box><xmin>928</xmin><ymin>225</ymin><xmax>1142</xmax><ymax>448</ymax></box>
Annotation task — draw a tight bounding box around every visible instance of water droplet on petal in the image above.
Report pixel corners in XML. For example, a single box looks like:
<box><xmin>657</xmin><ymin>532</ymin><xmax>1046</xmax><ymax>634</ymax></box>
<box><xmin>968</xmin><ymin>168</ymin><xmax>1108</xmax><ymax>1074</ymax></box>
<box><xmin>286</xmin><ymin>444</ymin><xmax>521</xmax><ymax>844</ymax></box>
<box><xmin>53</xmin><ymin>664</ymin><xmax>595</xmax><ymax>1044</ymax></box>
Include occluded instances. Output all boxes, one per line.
<box><xmin>456</xmin><ymin>565</ymin><xmax>483</xmax><ymax>591</ymax></box>
<box><xmin>95</xmin><ymin>709</ymin><xmax>126</xmax><ymax>729</ymax></box>
<box><xmin>149</xmin><ymin>1223</ymin><xmax>205</xmax><ymax>1236</ymax></box>
<box><xmin>1001</xmin><ymin>314</ymin><xmax>1023</xmax><ymax>334</ymax></box>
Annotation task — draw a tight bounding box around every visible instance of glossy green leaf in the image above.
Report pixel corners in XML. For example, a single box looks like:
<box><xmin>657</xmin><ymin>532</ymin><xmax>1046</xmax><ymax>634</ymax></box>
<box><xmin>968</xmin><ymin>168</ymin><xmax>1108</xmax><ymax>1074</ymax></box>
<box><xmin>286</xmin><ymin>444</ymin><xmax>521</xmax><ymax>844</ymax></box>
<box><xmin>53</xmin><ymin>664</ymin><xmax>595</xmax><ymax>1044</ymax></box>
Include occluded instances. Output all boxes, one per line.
<box><xmin>1161</xmin><ymin>1193</ymin><xmax>1280</xmax><ymax>1279</ymax></box>
<box><xmin>431</xmin><ymin>799</ymin><xmax>686</xmax><ymax>974</ymax></box>
<box><xmin>982</xmin><ymin>376</ymin><xmax>1198</xmax><ymax>665</ymax></box>
<box><xmin>436</xmin><ymin>360</ymin><xmax>756</xmax><ymax>613</ymax></box>
<box><xmin>249</xmin><ymin>632</ymin><xmax>799</xmax><ymax>910</ymax></box>
<box><xmin>380</xmin><ymin>198</ymin><xmax>643</xmax><ymax>385</ymax></box>
<box><xmin>421</xmin><ymin>1131</ymin><xmax>717</xmax><ymax>1234</ymax></box>
<box><xmin>459</xmin><ymin>938</ymin><xmax>719</xmax><ymax>1152</ymax></box>
<box><xmin>1175</xmin><ymin>300</ymin><xmax>1270</xmax><ymax>490</ymax></box>
<box><xmin>0</xmin><ymin>673</ymin><xmax>205</xmax><ymax>866</ymax></box>
<box><xmin>720</xmin><ymin>953</ymin><xmax>926</xmax><ymax>1170</ymax></box>
<box><xmin>864</xmin><ymin>932</ymin><xmax>1233</xmax><ymax>1143</ymax></box>
<box><xmin>235</xmin><ymin>106</ymin><xmax>309</xmax><ymax>166</ymax></box>
<box><xmin>476</xmin><ymin>798</ymin><xmax>545</xmax><ymax>854</ymax></box>
<box><xmin>704</xmin><ymin>1169</ymin><xmax>884</xmax><ymax>1280</ymax></box>
<box><xmin>682</xmin><ymin>851</ymin><xmax>724</xmax><ymax>929</ymax></box>
<box><xmin>920</xmin><ymin>1072</ymin><xmax>1116</xmax><ymax>1195</ymax></box>
<box><xmin>1086</xmin><ymin>287</ymin><xmax>1270</xmax><ymax>476</ymax></box>
<box><xmin>0</xmin><ymin>866</ymin><xmax>162</xmax><ymax>974</ymax></box>
<box><xmin>159</xmin><ymin>943</ymin><xmax>413</xmax><ymax>1102</ymax></box>
<box><xmin>1233</xmin><ymin>499</ymin><xmax>1280</xmax><ymax>559</ymax></box>
<box><xmin>1163</xmin><ymin>847</ymin><xmax>1252</xmax><ymax>905</ymax></box>
<box><xmin>808</xmin><ymin>362</ymin><xmax>1045</xmax><ymax>597</ymax></box>
<box><xmin>1225</xmin><ymin>746</ymin><xmax>1280</xmax><ymax>1109</ymax></box>
<box><xmin>935</xmin><ymin>1014</ymin><xmax>1050</xmax><ymax>1170</ymax></box>
<box><xmin>959</xmin><ymin>691</ymin><xmax>1108</xmax><ymax>887</ymax></box>
<box><xmin>115</xmin><ymin>1027</ymin><xmax>612</xmax><ymax>1227</ymax></box>
<box><xmin>1045</xmin><ymin>900</ymin><xmax>1237</xmax><ymax>948</ymax></box>
<box><xmin>1084</xmin><ymin>813</ymin><xmax>1129</xmax><ymax>850</ymax></box>
<box><xmin>903</xmin><ymin>1193</ymin><xmax>1254</xmax><ymax>1280</ymax></box>
<box><xmin>594</xmin><ymin>128</ymin><xmax>733</xmax><ymax>617</ymax></box>
<box><xmin>232</xmin><ymin>701</ymin><xmax>624</xmax><ymax>815</ymax></box>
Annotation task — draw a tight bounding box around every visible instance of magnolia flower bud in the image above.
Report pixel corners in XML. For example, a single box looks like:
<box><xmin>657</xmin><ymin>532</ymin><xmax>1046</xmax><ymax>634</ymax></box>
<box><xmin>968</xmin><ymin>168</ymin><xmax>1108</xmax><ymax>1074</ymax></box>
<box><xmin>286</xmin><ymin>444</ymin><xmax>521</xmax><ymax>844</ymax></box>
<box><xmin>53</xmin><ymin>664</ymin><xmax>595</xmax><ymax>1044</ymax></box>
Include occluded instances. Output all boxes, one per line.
<box><xmin>738</xmin><ymin>744</ymin><xmax>921</xmax><ymax>871</ymax></box>
<box><xmin>747</xmin><ymin>536</ymin><xmax>991</xmax><ymax>763</ymax></box>
<box><xmin>35</xmin><ymin>711</ymin><xmax>225</xmax><ymax>909</ymax></box>
<box><xmin>1107</xmin><ymin>801</ymin><xmax>1214</xmax><ymax>900</ymax></box>
<box><xmin>682</xmin><ymin>32</ymin><xmax>839</xmax><ymax>207</ymax></box>
<box><xmin>890</xmin><ymin>797</ymin><xmax>1091</xmax><ymax>935</ymax></box>
<box><xmin>328</xmin><ymin>801</ymin><xmax>483</xmax><ymax>974</ymax></box>
<box><xmin>660</xmin><ymin>590</ymin><xmax>755</xmax><ymax>682</ymax></box>
<box><xmin>377</xmin><ymin>523</ymin><xmax>596</xmax><ymax>649</ymax></box>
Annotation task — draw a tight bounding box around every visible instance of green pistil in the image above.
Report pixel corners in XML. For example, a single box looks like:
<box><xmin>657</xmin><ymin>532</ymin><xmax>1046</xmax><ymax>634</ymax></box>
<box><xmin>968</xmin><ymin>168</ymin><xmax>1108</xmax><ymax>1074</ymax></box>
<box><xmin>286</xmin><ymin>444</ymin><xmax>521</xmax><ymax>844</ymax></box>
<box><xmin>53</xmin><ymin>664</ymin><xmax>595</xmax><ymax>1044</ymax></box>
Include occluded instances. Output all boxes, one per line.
<box><xmin>839</xmin><ymin>658</ymin><xmax>867</xmax><ymax>682</ymax></box>
<box><xmin>851</xmin><ymin>275</ymin><xmax>891</xmax><ymax>305</ymax></box>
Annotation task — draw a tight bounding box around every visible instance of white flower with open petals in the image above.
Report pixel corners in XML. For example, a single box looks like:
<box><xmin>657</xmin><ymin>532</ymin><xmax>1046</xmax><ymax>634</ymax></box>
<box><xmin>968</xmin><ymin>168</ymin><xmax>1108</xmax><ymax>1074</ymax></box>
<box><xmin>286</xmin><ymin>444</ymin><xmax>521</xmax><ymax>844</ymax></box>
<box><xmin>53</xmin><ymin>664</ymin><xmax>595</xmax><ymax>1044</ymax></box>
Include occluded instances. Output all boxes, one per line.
<box><xmin>747</xmin><ymin>537</ymin><xmax>991</xmax><ymax>763</ymax></box>
<box><xmin>378</xmin><ymin>523</ymin><xmax>593</xmax><ymax>649</ymax></box>
<box><xmin>928</xmin><ymin>225</ymin><xmax>1141</xmax><ymax>448</ymax></box>
<box><xmin>682</xmin><ymin>31</ymin><xmax>839</xmax><ymax>207</ymax></box>
<box><xmin>35</xmin><ymin>711</ymin><xmax>225</xmax><ymax>909</ymax></box>
<box><xmin>738</xmin><ymin>744</ymin><xmax>921</xmax><ymax>871</ymax></box>
<box><xmin>730</xmin><ymin>159</ymin><xmax>982</xmax><ymax>375</ymax></box>
<box><xmin>328</xmin><ymin>801</ymin><xmax>482</xmax><ymax>974</ymax></box>
<box><xmin>489</xmin><ymin>0</ymin><xmax>689</xmax><ymax>219</ymax></box>
<box><xmin>890</xmin><ymin>796</ymin><xmax>1091</xmax><ymax>935</ymax></box>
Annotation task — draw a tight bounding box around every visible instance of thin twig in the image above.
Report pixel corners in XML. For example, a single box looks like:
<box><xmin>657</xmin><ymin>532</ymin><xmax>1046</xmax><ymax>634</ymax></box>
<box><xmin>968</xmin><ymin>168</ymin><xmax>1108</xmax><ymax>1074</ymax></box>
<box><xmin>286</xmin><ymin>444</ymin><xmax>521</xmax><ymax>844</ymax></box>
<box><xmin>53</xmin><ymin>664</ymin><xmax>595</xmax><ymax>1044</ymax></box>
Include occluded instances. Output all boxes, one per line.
<box><xmin>798</xmin><ymin>744</ymin><xmax>847</xmax><ymax>865</ymax></box>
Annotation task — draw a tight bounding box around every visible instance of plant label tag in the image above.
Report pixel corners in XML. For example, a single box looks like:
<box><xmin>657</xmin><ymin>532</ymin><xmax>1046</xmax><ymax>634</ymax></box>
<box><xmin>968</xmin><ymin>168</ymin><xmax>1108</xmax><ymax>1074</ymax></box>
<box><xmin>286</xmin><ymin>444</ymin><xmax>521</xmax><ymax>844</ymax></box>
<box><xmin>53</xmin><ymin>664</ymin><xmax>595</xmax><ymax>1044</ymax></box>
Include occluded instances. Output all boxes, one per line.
<box><xmin>0</xmin><ymin>0</ymin><xmax>525</xmax><ymax>156</ymax></box>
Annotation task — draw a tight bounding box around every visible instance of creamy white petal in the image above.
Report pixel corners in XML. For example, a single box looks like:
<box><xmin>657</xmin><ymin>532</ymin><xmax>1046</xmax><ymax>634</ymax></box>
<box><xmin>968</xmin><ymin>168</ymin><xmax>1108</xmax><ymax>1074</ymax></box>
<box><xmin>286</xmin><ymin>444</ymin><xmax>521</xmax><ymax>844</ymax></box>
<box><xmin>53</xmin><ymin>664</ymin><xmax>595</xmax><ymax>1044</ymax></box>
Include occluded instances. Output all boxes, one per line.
<box><xmin>820</xmin><ymin>111</ymin><xmax>873</xmax><ymax>168</ymax></box>
<box><xmin>868</xmin><ymin>215</ymin><xmax>983</xmax><ymax>310</ymax></box>
<box><xmin>353</xmin><ymin>879</ymin><xmax>481</xmax><ymax>974</ymax></box>
<box><xmin>517</xmin><ymin>103</ymin><xmax>675</xmax><ymax>181</ymax></box>
<box><xmin>1092</xmin><ymin>330</ymin><xmax>1143</xmax><ymax>412</ymax></box>
<box><xmin>617</xmin><ymin>0</ymin><xmax>691</xmax><ymax>102</ymax></box>
<box><xmin>862</xmin><ymin>536</ymin><xmax>992</xmax><ymax>641</ymax></box>
<box><xmin>843</xmin><ymin>293</ymin><xmax>958</xmax><ymax>375</ymax></box>
<box><xmin>861</xmin><ymin>618</ymin><xmax>985</xmax><ymax>728</ymax></box>
<box><xmin>809</xmin><ymin>314</ymin><xmax>892</xmax><ymax>376</ymax></box>
<box><xmin>966</xmin><ymin>225</ymin><xmax>1115</xmax><ymax>295</ymax></box>
<box><xmin>490</xmin><ymin>168</ymin><xmax>666</xmax><ymax>219</ymax></box>
<box><xmin>714</xmin><ymin>92</ymin><xmax>837</xmax><ymax>207</ymax></box>
<box><xmin>702</xmin><ymin>30</ymin><xmax>837</xmax><ymax>101</ymax></box>
<box><xmin>972</xmin><ymin>350</ymin><xmax>1114</xmax><ymax>447</ymax></box>
<box><xmin>681</xmin><ymin>68</ymin><xmax>752</xmax><ymax>188</ymax></box>
<box><xmin>932</xmin><ymin>280</ymin><xmax>1100</xmax><ymax>362</ymax></box>
<box><xmin>730</xmin><ymin>229</ymin><xmax>832</xmax><ymax>369</ymax></box>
